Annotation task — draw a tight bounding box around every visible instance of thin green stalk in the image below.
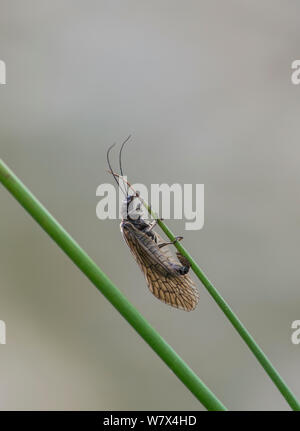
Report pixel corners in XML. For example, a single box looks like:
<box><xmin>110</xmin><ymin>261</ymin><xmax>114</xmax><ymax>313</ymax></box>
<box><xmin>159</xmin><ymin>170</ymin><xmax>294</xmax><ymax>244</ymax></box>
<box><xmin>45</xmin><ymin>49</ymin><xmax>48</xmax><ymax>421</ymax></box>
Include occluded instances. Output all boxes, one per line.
<box><xmin>139</xmin><ymin>193</ymin><xmax>300</xmax><ymax>411</ymax></box>
<box><xmin>0</xmin><ymin>159</ymin><xmax>226</xmax><ymax>411</ymax></box>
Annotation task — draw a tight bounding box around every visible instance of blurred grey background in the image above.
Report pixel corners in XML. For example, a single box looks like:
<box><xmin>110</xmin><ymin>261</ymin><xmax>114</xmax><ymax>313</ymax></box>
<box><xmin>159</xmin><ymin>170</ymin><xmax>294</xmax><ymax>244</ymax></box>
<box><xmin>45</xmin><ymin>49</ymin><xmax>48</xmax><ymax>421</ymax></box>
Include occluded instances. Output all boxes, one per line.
<box><xmin>0</xmin><ymin>0</ymin><xmax>300</xmax><ymax>411</ymax></box>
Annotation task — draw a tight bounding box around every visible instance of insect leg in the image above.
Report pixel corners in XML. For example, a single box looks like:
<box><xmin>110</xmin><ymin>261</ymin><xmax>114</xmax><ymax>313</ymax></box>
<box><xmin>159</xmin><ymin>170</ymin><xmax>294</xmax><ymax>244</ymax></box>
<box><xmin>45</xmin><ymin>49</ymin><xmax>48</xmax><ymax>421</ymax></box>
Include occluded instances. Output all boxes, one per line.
<box><xmin>157</xmin><ymin>236</ymin><xmax>183</xmax><ymax>249</ymax></box>
<box><xmin>144</xmin><ymin>219</ymin><xmax>157</xmax><ymax>233</ymax></box>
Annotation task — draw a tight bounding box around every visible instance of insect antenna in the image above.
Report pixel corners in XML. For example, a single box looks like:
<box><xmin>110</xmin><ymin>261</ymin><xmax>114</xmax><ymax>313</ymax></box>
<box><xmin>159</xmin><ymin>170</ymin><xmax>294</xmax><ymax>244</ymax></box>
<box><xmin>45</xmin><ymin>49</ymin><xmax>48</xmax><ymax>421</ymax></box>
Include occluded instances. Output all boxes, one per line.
<box><xmin>119</xmin><ymin>135</ymin><xmax>131</xmax><ymax>177</ymax></box>
<box><xmin>106</xmin><ymin>143</ymin><xmax>127</xmax><ymax>197</ymax></box>
<box><xmin>119</xmin><ymin>135</ymin><xmax>131</xmax><ymax>196</ymax></box>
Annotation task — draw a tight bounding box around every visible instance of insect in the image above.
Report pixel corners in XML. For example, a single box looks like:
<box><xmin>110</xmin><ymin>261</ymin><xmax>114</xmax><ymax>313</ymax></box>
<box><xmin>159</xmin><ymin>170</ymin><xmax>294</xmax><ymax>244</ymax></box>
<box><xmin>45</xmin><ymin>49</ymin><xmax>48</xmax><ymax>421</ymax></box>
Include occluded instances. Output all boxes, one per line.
<box><xmin>107</xmin><ymin>138</ymin><xmax>199</xmax><ymax>311</ymax></box>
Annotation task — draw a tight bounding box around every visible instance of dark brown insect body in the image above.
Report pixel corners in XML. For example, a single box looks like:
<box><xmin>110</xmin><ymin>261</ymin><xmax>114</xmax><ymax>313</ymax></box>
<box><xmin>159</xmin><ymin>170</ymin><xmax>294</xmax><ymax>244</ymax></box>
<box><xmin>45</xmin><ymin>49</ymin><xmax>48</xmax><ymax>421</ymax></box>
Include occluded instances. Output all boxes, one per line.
<box><xmin>107</xmin><ymin>140</ymin><xmax>199</xmax><ymax>311</ymax></box>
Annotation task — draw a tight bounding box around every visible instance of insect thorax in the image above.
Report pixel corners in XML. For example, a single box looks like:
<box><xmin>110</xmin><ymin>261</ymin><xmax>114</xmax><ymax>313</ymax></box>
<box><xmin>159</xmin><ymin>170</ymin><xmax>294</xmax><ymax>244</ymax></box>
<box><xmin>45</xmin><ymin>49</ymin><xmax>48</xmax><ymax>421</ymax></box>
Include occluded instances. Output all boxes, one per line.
<box><xmin>121</xmin><ymin>195</ymin><xmax>144</xmax><ymax>222</ymax></box>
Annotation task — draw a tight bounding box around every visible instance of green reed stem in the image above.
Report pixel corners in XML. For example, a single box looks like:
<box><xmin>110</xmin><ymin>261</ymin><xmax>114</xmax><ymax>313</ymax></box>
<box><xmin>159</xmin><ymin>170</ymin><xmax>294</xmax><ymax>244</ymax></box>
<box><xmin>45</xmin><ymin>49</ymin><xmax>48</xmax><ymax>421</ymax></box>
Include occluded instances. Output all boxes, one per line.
<box><xmin>140</xmin><ymin>195</ymin><xmax>300</xmax><ymax>411</ymax></box>
<box><xmin>0</xmin><ymin>158</ymin><xmax>227</xmax><ymax>411</ymax></box>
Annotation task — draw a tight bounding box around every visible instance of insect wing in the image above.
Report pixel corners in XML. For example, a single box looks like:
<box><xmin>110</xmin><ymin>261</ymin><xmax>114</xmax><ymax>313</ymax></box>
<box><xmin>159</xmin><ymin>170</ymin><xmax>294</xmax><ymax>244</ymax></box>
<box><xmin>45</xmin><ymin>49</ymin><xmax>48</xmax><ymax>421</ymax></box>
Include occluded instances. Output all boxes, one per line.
<box><xmin>121</xmin><ymin>222</ymin><xmax>199</xmax><ymax>311</ymax></box>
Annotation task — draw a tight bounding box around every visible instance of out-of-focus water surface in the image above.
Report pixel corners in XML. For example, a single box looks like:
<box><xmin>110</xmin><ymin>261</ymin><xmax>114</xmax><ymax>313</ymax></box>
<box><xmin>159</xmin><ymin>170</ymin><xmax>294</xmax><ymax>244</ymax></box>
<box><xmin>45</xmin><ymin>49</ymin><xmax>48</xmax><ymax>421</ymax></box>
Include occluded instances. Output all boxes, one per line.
<box><xmin>1</xmin><ymin>0</ymin><xmax>300</xmax><ymax>410</ymax></box>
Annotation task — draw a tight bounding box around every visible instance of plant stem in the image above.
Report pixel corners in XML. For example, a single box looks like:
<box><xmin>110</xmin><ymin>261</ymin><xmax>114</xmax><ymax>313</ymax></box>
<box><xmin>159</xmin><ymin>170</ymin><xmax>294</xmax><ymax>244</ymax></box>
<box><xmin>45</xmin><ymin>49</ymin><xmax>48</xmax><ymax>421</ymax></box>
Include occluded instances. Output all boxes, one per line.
<box><xmin>140</xmin><ymin>193</ymin><xmax>300</xmax><ymax>411</ymax></box>
<box><xmin>0</xmin><ymin>159</ymin><xmax>227</xmax><ymax>411</ymax></box>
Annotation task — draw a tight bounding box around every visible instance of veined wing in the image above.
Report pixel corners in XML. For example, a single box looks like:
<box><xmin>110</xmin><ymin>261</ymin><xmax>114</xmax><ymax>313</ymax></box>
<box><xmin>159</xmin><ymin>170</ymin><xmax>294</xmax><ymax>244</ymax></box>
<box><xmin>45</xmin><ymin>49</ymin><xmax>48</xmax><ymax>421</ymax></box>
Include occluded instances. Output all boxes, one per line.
<box><xmin>120</xmin><ymin>221</ymin><xmax>199</xmax><ymax>311</ymax></box>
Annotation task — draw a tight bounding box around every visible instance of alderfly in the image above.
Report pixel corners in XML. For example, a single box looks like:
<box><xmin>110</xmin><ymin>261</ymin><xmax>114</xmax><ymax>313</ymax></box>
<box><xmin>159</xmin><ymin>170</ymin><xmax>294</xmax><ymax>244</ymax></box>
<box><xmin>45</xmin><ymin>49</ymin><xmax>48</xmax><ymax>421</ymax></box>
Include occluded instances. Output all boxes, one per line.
<box><xmin>107</xmin><ymin>138</ymin><xmax>199</xmax><ymax>311</ymax></box>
